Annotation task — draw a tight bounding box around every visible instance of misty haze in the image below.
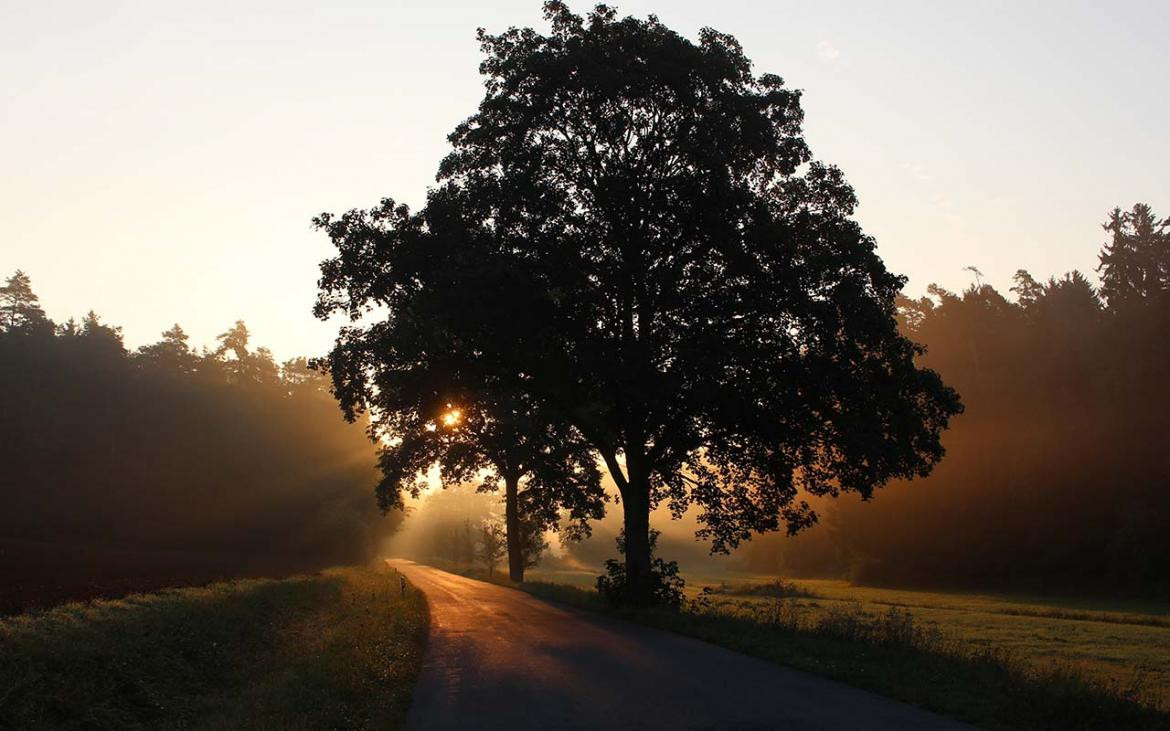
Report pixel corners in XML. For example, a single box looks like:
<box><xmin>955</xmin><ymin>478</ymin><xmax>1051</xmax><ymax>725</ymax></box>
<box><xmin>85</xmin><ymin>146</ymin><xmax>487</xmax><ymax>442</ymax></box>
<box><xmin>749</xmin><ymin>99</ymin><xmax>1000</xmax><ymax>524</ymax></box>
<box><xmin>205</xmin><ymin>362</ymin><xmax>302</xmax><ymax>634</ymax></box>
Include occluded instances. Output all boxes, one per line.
<box><xmin>2</xmin><ymin>2</ymin><xmax>1168</xmax><ymax>729</ymax></box>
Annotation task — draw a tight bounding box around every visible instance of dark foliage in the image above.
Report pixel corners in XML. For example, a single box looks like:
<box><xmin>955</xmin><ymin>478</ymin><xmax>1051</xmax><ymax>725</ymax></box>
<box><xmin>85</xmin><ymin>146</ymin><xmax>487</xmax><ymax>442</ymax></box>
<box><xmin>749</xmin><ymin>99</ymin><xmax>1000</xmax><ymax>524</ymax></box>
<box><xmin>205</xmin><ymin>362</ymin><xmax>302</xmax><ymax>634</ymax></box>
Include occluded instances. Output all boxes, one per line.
<box><xmin>313</xmin><ymin>200</ymin><xmax>607</xmax><ymax>583</ymax></box>
<box><xmin>597</xmin><ymin>530</ymin><xmax>685</xmax><ymax>609</ymax></box>
<box><xmin>1099</xmin><ymin>204</ymin><xmax>1170</xmax><ymax>311</ymax></box>
<box><xmin>314</xmin><ymin>2</ymin><xmax>960</xmax><ymax>605</ymax></box>
<box><xmin>741</xmin><ymin>205</ymin><xmax>1170</xmax><ymax>597</ymax></box>
<box><xmin>0</xmin><ymin>273</ymin><xmax>392</xmax><ymax>612</ymax></box>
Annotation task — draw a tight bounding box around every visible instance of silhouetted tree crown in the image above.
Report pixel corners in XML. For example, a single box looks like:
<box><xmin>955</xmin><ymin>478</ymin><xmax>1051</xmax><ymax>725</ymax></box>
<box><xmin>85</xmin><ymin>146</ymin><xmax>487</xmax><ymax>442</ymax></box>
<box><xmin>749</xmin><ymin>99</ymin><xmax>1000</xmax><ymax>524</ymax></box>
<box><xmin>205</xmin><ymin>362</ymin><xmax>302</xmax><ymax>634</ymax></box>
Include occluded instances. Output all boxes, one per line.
<box><xmin>0</xmin><ymin>270</ymin><xmax>51</xmax><ymax>336</ymax></box>
<box><xmin>312</xmin><ymin>196</ymin><xmax>608</xmax><ymax>583</ymax></box>
<box><xmin>316</xmin><ymin>2</ymin><xmax>961</xmax><ymax>604</ymax></box>
<box><xmin>137</xmin><ymin>324</ymin><xmax>197</xmax><ymax>373</ymax></box>
<box><xmin>740</xmin><ymin>204</ymin><xmax>1170</xmax><ymax>597</ymax></box>
<box><xmin>1098</xmin><ymin>203</ymin><xmax>1170</xmax><ymax>310</ymax></box>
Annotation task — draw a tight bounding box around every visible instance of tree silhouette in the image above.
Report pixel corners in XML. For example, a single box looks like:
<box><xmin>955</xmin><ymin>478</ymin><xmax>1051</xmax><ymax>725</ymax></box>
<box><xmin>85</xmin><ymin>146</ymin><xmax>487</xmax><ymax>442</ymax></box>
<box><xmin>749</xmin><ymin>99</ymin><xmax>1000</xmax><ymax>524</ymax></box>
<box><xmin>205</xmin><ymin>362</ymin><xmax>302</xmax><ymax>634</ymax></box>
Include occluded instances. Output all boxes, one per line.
<box><xmin>215</xmin><ymin>320</ymin><xmax>252</xmax><ymax>362</ymax></box>
<box><xmin>316</xmin><ymin>3</ymin><xmax>961</xmax><ymax>604</ymax></box>
<box><xmin>1099</xmin><ymin>203</ymin><xmax>1169</xmax><ymax>310</ymax></box>
<box><xmin>314</xmin><ymin>197</ymin><xmax>607</xmax><ymax>582</ymax></box>
<box><xmin>213</xmin><ymin>319</ymin><xmax>279</xmax><ymax>384</ymax></box>
<box><xmin>137</xmin><ymin>324</ymin><xmax>197</xmax><ymax>374</ymax></box>
<box><xmin>743</xmin><ymin>208</ymin><xmax>1170</xmax><ymax>596</ymax></box>
<box><xmin>0</xmin><ymin>270</ymin><xmax>51</xmax><ymax>335</ymax></box>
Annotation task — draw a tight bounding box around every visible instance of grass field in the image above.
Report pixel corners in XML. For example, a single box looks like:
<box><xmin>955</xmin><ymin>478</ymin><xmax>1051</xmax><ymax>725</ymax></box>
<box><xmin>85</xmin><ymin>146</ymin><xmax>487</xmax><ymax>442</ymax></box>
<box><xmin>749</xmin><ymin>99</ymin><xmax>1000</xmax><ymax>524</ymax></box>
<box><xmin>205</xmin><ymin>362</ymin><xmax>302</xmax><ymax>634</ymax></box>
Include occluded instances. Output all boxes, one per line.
<box><xmin>721</xmin><ymin>578</ymin><xmax>1170</xmax><ymax>703</ymax></box>
<box><xmin>528</xmin><ymin>567</ymin><xmax>1170</xmax><ymax>704</ymax></box>
<box><xmin>516</xmin><ymin>567</ymin><xmax>1169</xmax><ymax>729</ymax></box>
<box><xmin>0</xmin><ymin>563</ymin><xmax>428</xmax><ymax>729</ymax></box>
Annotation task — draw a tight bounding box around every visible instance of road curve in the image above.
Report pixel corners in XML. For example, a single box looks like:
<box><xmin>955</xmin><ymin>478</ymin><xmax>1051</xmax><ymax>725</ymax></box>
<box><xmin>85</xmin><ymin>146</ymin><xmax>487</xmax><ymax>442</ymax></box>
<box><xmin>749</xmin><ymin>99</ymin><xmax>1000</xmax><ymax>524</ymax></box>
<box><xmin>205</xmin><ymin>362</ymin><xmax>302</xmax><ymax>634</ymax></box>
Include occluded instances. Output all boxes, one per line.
<box><xmin>390</xmin><ymin>560</ymin><xmax>970</xmax><ymax>731</ymax></box>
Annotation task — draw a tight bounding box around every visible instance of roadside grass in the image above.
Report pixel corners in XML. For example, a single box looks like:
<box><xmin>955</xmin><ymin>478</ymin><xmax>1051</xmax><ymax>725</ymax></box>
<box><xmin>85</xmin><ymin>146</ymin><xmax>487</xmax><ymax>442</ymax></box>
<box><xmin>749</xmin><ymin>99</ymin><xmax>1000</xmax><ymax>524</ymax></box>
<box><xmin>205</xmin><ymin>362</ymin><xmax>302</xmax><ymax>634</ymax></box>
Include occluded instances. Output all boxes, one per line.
<box><xmin>0</xmin><ymin>563</ymin><xmax>428</xmax><ymax>730</ymax></box>
<box><xmin>702</xmin><ymin>578</ymin><xmax>1170</xmax><ymax>705</ymax></box>
<box><xmin>524</xmin><ymin>567</ymin><xmax>1170</xmax><ymax>705</ymax></box>
<box><xmin>480</xmin><ymin>573</ymin><xmax>1169</xmax><ymax>730</ymax></box>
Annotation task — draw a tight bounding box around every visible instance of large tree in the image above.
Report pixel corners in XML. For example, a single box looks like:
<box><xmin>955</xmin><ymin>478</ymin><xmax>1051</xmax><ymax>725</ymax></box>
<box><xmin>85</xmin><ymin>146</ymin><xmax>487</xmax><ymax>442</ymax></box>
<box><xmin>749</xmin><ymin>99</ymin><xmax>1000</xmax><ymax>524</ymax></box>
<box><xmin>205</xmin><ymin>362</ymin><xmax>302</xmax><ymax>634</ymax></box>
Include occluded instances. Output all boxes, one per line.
<box><xmin>317</xmin><ymin>3</ymin><xmax>960</xmax><ymax>604</ymax></box>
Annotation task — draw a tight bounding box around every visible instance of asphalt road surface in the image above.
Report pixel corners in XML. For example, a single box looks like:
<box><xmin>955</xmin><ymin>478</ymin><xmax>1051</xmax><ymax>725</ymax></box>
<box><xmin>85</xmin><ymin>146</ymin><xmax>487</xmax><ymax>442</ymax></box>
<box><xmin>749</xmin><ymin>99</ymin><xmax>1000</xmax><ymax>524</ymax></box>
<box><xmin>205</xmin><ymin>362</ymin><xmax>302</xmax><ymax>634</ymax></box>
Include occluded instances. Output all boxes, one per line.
<box><xmin>389</xmin><ymin>560</ymin><xmax>971</xmax><ymax>730</ymax></box>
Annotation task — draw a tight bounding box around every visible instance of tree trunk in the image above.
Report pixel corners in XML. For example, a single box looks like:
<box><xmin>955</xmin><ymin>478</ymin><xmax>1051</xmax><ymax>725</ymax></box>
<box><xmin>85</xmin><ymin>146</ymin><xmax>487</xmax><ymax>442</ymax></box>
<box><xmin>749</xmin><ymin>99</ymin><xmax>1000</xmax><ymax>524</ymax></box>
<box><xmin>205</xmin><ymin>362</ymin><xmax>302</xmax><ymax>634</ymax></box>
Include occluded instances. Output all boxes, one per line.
<box><xmin>622</xmin><ymin>468</ymin><xmax>653</xmax><ymax>606</ymax></box>
<box><xmin>504</xmin><ymin>473</ymin><xmax>524</xmax><ymax>583</ymax></box>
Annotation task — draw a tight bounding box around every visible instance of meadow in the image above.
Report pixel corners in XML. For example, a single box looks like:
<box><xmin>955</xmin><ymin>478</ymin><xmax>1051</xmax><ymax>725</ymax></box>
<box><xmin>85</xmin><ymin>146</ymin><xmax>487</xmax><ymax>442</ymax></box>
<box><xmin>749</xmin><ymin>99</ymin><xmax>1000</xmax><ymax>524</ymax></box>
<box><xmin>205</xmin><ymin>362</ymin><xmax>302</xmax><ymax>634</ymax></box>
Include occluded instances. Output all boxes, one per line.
<box><xmin>521</xmin><ymin>567</ymin><xmax>1170</xmax><ymax>729</ymax></box>
<box><xmin>0</xmin><ymin>563</ymin><xmax>427</xmax><ymax>730</ymax></box>
<box><xmin>721</xmin><ymin>578</ymin><xmax>1170</xmax><ymax>701</ymax></box>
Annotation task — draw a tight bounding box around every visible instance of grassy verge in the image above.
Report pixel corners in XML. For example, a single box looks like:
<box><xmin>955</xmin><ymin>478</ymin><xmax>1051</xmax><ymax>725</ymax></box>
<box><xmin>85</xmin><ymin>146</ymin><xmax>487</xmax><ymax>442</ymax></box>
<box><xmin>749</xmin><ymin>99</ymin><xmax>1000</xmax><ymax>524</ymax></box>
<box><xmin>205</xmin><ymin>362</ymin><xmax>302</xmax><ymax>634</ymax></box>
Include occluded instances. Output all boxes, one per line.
<box><xmin>482</xmin><ymin>573</ymin><xmax>1168</xmax><ymax>731</ymax></box>
<box><xmin>0</xmin><ymin>563</ymin><xmax>428</xmax><ymax>730</ymax></box>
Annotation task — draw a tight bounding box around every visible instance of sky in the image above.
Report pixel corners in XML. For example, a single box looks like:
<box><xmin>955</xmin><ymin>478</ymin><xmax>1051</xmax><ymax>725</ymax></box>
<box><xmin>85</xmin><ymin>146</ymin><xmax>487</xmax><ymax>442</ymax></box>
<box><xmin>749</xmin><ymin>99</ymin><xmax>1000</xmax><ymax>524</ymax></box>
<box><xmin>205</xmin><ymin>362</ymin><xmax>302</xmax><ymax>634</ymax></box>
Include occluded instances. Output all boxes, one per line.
<box><xmin>2</xmin><ymin>0</ymin><xmax>1167</xmax><ymax>360</ymax></box>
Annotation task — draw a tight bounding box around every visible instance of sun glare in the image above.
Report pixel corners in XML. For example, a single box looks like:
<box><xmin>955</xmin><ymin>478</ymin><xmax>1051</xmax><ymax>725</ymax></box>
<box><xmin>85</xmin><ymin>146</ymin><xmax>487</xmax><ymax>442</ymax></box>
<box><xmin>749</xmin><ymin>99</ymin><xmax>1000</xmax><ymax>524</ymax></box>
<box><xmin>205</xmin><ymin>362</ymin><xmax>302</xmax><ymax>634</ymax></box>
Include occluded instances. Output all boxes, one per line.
<box><xmin>441</xmin><ymin>408</ymin><xmax>462</xmax><ymax>428</ymax></box>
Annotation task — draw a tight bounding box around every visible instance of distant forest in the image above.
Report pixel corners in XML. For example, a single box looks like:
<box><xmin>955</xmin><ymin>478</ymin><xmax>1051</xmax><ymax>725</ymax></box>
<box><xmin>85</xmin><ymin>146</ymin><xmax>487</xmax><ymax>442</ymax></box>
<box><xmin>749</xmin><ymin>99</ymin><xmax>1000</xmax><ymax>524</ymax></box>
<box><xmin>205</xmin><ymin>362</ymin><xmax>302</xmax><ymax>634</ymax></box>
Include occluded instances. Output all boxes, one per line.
<box><xmin>3</xmin><ymin>203</ymin><xmax>1167</xmax><ymax>604</ymax></box>
<box><xmin>0</xmin><ymin>281</ymin><xmax>392</xmax><ymax>612</ymax></box>
<box><xmin>736</xmin><ymin>204</ymin><xmax>1170</xmax><ymax>597</ymax></box>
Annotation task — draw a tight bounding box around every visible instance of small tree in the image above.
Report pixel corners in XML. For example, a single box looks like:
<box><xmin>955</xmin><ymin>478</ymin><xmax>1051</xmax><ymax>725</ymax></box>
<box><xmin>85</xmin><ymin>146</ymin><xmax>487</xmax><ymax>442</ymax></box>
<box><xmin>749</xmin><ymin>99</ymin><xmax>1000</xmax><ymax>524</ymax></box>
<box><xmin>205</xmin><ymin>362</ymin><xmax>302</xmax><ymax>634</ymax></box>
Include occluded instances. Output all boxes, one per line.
<box><xmin>477</xmin><ymin>522</ymin><xmax>507</xmax><ymax>577</ymax></box>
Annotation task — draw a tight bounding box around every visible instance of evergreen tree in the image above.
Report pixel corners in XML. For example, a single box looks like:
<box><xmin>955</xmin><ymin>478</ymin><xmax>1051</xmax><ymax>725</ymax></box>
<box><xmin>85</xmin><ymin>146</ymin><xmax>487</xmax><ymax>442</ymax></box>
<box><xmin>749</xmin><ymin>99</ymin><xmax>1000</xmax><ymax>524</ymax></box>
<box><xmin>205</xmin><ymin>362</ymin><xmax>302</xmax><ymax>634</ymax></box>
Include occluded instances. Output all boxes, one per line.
<box><xmin>0</xmin><ymin>270</ymin><xmax>51</xmax><ymax>335</ymax></box>
<box><xmin>1098</xmin><ymin>203</ymin><xmax>1170</xmax><ymax>310</ymax></box>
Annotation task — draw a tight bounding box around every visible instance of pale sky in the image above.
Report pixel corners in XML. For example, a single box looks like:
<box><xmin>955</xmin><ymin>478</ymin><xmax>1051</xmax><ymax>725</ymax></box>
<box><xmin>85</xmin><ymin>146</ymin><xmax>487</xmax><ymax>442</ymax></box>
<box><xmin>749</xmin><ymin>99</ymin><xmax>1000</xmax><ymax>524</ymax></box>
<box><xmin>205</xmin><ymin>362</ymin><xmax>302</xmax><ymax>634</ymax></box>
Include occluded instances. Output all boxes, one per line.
<box><xmin>3</xmin><ymin>0</ymin><xmax>1167</xmax><ymax>360</ymax></box>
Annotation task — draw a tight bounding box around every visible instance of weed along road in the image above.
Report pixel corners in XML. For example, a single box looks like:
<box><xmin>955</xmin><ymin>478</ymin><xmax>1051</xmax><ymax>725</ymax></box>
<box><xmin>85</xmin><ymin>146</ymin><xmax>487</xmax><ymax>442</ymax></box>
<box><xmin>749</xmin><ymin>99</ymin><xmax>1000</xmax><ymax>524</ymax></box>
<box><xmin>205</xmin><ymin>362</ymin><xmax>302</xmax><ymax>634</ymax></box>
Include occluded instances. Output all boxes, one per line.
<box><xmin>389</xmin><ymin>560</ymin><xmax>970</xmax><ymax>730</ymax></box>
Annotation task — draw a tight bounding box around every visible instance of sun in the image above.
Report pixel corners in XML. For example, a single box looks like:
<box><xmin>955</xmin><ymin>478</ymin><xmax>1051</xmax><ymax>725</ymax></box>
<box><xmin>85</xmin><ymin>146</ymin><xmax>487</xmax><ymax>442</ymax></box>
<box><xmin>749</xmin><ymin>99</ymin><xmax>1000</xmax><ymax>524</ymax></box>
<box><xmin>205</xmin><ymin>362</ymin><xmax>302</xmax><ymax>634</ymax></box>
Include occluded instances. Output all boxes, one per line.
<box><xmin>441</xmin><ymin>408</ymin><xmax>462</xmax><ymax>428</ymax></box>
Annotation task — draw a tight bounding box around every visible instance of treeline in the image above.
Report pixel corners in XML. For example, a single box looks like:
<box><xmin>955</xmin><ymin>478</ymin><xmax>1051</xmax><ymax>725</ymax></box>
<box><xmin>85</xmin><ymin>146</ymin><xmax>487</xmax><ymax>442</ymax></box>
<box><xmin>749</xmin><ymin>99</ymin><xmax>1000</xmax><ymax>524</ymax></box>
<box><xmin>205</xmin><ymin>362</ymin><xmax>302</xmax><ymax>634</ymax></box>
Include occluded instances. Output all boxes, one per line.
<box><xmin>0</xmin><ymin>274</ymin><xmax>394</xmax><ymax>612</ymax></box>
<box><xmin>738</xmin><ymin>204</ymin><xmax>1170</xmax><ymax>597</ymax></box>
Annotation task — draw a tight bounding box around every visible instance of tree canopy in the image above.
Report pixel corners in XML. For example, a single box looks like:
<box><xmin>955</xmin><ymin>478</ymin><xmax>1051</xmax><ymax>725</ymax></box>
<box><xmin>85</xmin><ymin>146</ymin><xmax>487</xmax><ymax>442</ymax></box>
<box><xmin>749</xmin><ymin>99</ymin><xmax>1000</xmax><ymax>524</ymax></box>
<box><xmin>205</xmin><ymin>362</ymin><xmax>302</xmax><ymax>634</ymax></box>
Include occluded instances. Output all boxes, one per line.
<box><xmin>735</xmin><ymin>204</ymin><xmax>1170</xmax><ymax>597</ymax></box>
<box><xmin>316</xmin><ymin>2</ymin><xmax>961</xmax><ymax>604</ymax></box>
<box><xmin>0</xmin><ymin>270</ymin><xmax>51</xmax><ymax>335</ymax></box>
<box><xmin>313</xmin><ymin>198</ymin><xmax>607</xmax><ymax>581</ymax></box>
<box><xmin>1098</xmin><ymin>203</ymin><xmax>1170</xmax><ymax>310</ymax></box>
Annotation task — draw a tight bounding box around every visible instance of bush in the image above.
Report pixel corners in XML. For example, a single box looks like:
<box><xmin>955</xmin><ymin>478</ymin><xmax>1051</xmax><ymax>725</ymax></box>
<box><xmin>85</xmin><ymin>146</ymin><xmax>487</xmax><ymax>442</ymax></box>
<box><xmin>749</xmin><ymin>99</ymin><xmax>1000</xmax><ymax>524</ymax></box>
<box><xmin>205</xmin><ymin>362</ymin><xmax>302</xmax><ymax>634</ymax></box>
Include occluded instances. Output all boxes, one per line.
<box><xmin>596</xmin><ymin>529</ymin><xmax>685</xmax><ymax>609</ymax></box>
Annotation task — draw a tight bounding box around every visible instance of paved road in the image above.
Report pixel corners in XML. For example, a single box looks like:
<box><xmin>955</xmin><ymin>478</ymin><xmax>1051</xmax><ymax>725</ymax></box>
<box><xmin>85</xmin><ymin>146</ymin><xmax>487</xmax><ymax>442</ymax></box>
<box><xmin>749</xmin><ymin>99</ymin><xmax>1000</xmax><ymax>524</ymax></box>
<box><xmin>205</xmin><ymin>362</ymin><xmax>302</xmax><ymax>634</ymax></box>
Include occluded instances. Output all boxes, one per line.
<box><xmin>389</xmin><ymin>560</ymin><xmax>971</xmax><ymax>730</ymax></box>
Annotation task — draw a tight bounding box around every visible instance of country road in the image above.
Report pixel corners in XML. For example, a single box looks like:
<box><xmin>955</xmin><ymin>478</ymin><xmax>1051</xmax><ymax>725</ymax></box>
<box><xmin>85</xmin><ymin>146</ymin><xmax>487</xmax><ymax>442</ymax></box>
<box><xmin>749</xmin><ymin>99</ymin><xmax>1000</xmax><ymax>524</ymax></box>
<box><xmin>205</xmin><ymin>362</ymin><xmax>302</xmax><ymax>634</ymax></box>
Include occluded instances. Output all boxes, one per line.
<box><xmin>389</xmin><ymin>560</ymin><xmax>971</xmax><ymax>730</ymax></box>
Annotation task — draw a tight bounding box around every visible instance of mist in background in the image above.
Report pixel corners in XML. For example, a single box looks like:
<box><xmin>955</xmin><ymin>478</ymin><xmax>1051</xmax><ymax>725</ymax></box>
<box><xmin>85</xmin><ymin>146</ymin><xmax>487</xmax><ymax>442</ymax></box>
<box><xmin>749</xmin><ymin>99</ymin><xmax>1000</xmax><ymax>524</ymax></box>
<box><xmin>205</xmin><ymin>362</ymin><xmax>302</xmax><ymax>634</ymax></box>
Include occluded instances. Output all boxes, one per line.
<box><xmin>0</xmin><ymin>273</ymin><xmax>396</xmax><ymax>613</ymax></box>
<box><xmin>387</xmin><ymin>206</ymin><xmax>1170</xmax><ymax>599</ymax></box>
<box><xmin>4</xmin><ymin>203</ymin><xmax>1168</xmax><ymax>608</ymax></box>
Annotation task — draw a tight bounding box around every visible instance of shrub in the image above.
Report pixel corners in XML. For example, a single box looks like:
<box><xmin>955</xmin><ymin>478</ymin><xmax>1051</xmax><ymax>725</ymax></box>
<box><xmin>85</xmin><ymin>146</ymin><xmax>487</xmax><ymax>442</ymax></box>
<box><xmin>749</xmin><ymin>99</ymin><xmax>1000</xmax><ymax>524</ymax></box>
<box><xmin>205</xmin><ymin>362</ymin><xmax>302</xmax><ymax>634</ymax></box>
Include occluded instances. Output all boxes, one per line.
<box><xmin>596</xmin><ymin>530</ymin><xmax>685</xmax><ymax>609</ymax></box>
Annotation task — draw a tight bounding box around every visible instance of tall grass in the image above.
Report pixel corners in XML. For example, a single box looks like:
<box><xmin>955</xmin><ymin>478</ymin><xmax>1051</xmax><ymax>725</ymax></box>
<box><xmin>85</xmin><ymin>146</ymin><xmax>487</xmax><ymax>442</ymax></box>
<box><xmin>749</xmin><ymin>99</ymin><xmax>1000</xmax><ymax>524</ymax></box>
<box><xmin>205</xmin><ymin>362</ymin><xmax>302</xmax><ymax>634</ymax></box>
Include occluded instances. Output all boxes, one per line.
<box><xmin>507</xmin><ymin>578</ymin><xmax>1169</xmax><ymax>730</ymax></box>
<box><xmin>0</xmin><ymin>563</ymin><xmax>428</xmax><ymax>730</ymax></box>
<box><xmin>714</xmin><ymin>577</ymin><xmax>818</xmax><ymax>599</ymax></box>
